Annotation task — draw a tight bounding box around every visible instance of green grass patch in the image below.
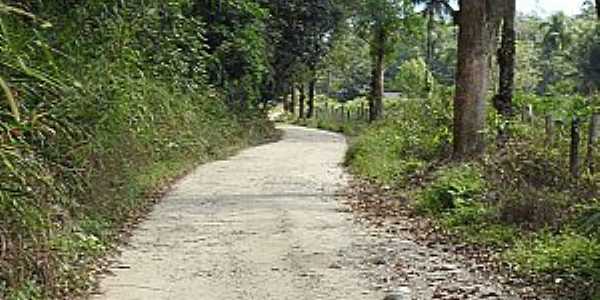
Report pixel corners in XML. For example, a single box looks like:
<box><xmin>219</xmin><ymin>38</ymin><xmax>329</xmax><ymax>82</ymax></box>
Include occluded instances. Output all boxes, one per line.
<box><xmin>507</xmin><ymin>231</ymin><xmax>600</xmax><ymax>279</ymax></box>
<box><xmin>416</xmin><ymin>164</ymin><xmax>486</xmax><ymax>214</ymax></box>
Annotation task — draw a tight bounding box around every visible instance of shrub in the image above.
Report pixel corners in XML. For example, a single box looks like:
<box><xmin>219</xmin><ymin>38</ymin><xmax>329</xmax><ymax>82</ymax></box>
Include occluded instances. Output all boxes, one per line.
<box><xmin>417</xmin><ymin>164</ymin><xmax>486</xmax><ymax>214</ymax></box>
<box><xmin>390</xmin><ymin>57</ymin><xmax>431</xmax><ymax>98</ymax></box>
<box><xmin>345</xmin><ymin>99</ymin><xmax>450</xmax><ymax>185</ymax></box>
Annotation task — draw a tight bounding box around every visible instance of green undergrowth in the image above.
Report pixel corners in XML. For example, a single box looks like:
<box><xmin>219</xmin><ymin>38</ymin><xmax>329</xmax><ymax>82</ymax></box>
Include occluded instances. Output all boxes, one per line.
<box><xmin>1</xmin><ymin>88</ymin><xmax>276</xmax><ymax>299</ymax></box>
<box><xmin>345</xmin><ymin>97</ymin><xmax>451</xmax><ymax>185</ymax></box>
<box><xmin>0</xmin><ymin>1</ymin><xmax>277</xmax><ymax>299</ymax></box>
<box><xmin>324</xmin><ymin>93</ymin><xmax>600</xmax><ymax>298</ymax></box>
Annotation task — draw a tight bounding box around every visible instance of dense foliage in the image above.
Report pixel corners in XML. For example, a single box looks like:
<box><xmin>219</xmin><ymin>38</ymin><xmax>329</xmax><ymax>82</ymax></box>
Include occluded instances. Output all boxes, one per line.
<box><xmin>0</xmin><ymin>1</ymin><xmax>280</xmax><ymax>298</ymax></box>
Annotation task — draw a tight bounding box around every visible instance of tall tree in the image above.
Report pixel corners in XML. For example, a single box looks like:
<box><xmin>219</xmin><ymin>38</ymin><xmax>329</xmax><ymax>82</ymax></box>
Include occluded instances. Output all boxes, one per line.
<box><xmin>412</xmin><ymin>0</ymin><xmax>454</xmax><ymax>92</ymax></box>
<box><xmin>303</xmin><ymin>0</ymin><xmax>342</xmax><ymax>118</ymax></box>
<box><xmin>453</xmin><ymin>0</ymin><xmax>501</xmax><ymax>159</ymax></box>
<box><xmin>370</xmin><ymin>23</ymin><xmax>386</xmax><ymax>121</ymax></box>
<box><xmin>265</xmin><ymin>0</ymin><xmax>340</xmax><ymax>114</ymax></box>
<box><xmin>493</xmin><ymin>0</ymin><xmax>516</xmax><ymax>143</ymax></box>
<box><xmin>354</xmin><ymin>0</ymin><xmax>419</xmax><ymax>122</ymax></box>
<box><xmin>321</xmin><ymin>30</ymin><xmax>371</xmax><ymax>101</ymax></box>
<box><xmin>537</xmin><ymin>13</ymin><xmax>570</xmax><ymax>95</ymax></box>
<box><xmin>193</xmin><ymin>0</ymin><xmax>269</xmax><ymax>110</ymax></box>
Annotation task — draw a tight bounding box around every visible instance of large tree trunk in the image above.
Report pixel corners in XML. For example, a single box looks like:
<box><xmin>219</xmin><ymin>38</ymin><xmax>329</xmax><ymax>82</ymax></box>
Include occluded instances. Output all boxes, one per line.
<box><xmin>299</xmin><ymin>83</ymin><xmax>305</xmax><ymax>119</ymax></box>
<box><xmin>369</xmin><ymin>26</ymin><xmax>385</xmax><ymax>122</ymax></box>
<box><xmin>308</xmin><ymin>77</ymin><xmax>316</xmax><ymax>119</ymax></box>
<box><xmin>596</xmin><ymin>0</ymin><xmax>600</xmax><ymax>20</ymax></box>
<box><xmin>493</xmin><ymin>0</ymin><xmax>516</xmax><ymax>144</ymax></box>
<box><xmin>453</xmin><ymin>0</ymin><xmax>497</xmax><ymax>159</ymax></box>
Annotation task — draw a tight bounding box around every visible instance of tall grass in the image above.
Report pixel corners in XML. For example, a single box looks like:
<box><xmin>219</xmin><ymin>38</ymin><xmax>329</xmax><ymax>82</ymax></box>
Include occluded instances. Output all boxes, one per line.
<box><xmin>0</xmin><ymin>1</ymin><xmax>275</xmax><ymax>298</ymax></box>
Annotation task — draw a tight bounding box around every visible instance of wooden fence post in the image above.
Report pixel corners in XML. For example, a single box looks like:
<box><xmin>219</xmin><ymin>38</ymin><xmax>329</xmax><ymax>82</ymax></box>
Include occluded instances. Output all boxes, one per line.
<box><xmin>570</xmin><ymin>117</ymin><xmax>581</xmax><ymax>179</ymax></box>
<box><xmin>522</xmin><ymin>104</ymin><xmax>534</xmax><ymax>124</ymax></box>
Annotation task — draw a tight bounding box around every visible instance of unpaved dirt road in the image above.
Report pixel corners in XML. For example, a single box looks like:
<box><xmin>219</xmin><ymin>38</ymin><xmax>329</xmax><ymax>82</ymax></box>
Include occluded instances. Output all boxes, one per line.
<box><xmin>92</xmin><ymin>125</ymin><xmax>386</xmax><ymax>299</ymax></box>
<box><xmin>92</xmin><ymin>125</ymin><xmax>521</xmax><ymax>300</ymax></box>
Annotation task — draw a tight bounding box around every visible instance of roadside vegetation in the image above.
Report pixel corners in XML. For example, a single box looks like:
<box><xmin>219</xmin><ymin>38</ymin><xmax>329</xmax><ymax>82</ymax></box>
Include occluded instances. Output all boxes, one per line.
<box><xmin>0</xmin><ymin>1</ymin><xmax>282</xmax><ymax>299</ymax></box>
<box><xmin>342</xmin><ymin>96</ymin><xmax>600</xmax><ymax>298</ymax></box>
<box><xmin>286</xmin><ymin>1</ymin><xmax>600</xmax><ymax>299</ymax></box>
<box><xmin>3</xmin><ymin>0</ymin><xmax>600</xmax><ymax>299</ymax></box>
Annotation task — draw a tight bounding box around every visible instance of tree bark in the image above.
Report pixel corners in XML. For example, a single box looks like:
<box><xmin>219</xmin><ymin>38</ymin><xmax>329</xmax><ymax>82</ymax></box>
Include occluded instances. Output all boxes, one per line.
<box><xmin>493</xmin><ymin>0</ymin><xmax>516</xmax><ymax>144</ymax></box>
<box><xmin>596</xmin><ymin>0</ymin><xmax>600</xmax><ymax>20</ymax></box>
<box><xmin>307</xmin><ymin>77</ymin><xmax>316</xmax><ymax>119</ymax></box>
<box><xmin>369</xmin><ymin>26</ymin><xmax>385</xmax><ymax>122</ymax></box>
<box><xmin>453</xmin><ymin>0</ymin><xmax>496</xmax><ymax>159</ymax></box>
<box><xmin>299</xmin><ymin>83</ymin><xmax>305</xmax><ymax>119</ymax></box>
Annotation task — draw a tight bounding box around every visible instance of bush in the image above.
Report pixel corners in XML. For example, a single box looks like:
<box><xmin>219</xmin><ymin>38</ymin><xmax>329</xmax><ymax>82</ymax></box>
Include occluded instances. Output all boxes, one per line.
<box><xmin>390</xmin><ymin>57</ymin><xmax>431</xmax><ymax>98</ymax></box>
<box><xmin>417</xmin><ymin>164</ymin><xmax>486</xmax><ymax>214</ymax></box>
<box><xmin>345</xmin><ymin>99</ymin><xmax>450</xmax><ymax>185</ymax></box>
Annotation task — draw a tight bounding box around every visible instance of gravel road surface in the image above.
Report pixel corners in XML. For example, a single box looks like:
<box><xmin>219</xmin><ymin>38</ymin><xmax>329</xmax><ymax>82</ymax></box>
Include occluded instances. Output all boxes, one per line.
<box><xmin>91</xmin><ymin>125</ymin><xmax>520</xmax><ymax>300</ymax></box>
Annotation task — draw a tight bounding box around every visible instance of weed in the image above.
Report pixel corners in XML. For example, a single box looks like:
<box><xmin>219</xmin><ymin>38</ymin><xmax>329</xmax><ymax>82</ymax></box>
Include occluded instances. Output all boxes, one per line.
<box><xmin>417</xmin><ymin>164</ymin><xmax>486</xmax><ymax>214</ymax></box>
<box><xmin>507</xmin><ymin>231</ymin><xmax>600</xmax><ymax>279</ymax></box>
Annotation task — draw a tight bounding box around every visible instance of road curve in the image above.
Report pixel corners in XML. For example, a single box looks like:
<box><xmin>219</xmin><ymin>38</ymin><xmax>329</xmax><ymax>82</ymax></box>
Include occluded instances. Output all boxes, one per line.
<box><xmin>91</xmin><ymin>125</ymin><xmax>385</xmax><ymax>300</ymax></box>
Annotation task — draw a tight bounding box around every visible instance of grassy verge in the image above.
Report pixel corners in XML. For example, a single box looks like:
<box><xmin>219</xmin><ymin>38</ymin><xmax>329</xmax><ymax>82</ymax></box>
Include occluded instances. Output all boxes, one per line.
<box><xmin>298</xmin><ymin>95</ymin><xmax>600</xmax><ymax>299</ymax></box>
